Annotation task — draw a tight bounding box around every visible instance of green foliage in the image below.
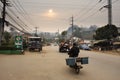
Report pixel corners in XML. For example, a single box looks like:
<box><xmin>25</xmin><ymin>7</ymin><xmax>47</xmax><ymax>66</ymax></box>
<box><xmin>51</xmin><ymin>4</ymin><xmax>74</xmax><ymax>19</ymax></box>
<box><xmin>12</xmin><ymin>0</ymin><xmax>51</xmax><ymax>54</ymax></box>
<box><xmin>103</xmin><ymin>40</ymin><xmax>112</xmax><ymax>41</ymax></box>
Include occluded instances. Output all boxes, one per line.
<box><xmin>3</xmin><ymin>31</ymin><xmax>12</xmax><ymax>44</ymax></box>
<box><xmin>61</xmin><ymin>30</ymin><xmax>67</xmax><ymax>37</ymax></box>
<box><xmin>0</xmin><ymin>46</ymin><xmax>21</xmax><ymax>50</ymax></box>
<box><xmin>9</xmin><ymin>37</ymin><xmax>15</xmax><ymax>45</ymax></box>
<box><xmin>61</xmin><ymin>30</ymin><xmax>67</xmax><ymax>41</ymax></box>
<box><xmin>94</xmin><ymin>24</ymin><xmax>118</xmax><ymax>40</ymax></box>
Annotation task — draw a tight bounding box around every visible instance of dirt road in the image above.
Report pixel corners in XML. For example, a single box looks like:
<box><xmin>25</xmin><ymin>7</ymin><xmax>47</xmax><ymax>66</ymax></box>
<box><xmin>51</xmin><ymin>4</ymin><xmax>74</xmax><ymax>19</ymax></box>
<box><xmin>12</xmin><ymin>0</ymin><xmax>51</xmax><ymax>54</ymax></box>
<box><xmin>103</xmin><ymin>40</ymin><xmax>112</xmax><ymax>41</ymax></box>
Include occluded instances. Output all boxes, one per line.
<box><xmin>0</xmin><ymin>46</ymin><xmax>120</xmax><ymax>80</ymax></box>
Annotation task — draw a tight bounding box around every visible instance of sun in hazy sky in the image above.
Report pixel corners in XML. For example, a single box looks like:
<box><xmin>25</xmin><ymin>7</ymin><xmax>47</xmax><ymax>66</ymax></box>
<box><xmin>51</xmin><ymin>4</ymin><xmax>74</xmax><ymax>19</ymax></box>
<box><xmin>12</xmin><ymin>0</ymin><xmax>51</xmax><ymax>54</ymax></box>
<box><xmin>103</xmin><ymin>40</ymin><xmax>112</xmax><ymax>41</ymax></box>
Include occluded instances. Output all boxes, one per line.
<box><xmin>48</xmin><ymin>9</ymin><xmax>56</xmax><ymax>18</ymax></box>
<box><xmin>43</xmin><ymin>9</ymin><xmax>56</xmax><ymax>18</ymax></box>
<box><xmin>49</xmin><ymin>9</ymin><xmax>53</xmax><ymax>13</ymax></box>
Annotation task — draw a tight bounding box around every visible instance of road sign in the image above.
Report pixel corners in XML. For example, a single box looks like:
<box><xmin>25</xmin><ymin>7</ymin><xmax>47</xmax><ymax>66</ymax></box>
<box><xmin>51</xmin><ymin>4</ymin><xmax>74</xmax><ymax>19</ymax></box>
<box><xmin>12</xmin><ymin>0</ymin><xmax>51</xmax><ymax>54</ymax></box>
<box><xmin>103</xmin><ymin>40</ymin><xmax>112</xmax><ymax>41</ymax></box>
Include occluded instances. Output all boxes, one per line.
<box><xmin>15</xmin><ymin>36</ymin><xmax>23</xmax><ymax>49</ymax></box>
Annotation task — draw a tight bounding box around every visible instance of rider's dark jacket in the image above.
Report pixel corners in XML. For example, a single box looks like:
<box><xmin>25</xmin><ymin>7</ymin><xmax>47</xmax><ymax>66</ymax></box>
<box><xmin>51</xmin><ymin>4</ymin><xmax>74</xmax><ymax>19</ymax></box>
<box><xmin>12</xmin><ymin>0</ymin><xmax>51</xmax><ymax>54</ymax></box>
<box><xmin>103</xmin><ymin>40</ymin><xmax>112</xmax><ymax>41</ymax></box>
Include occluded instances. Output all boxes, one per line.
<box><xmin>68</xmin><ymin>46</ymin><xmax>79</xmax><ymax>57</ymax></box>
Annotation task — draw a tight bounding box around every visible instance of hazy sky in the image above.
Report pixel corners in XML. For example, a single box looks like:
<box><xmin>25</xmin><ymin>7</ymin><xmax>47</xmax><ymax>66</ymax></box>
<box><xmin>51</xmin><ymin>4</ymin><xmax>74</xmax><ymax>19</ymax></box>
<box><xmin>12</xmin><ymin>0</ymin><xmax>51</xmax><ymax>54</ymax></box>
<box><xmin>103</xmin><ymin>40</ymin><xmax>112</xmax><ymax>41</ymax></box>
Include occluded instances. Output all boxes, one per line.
<box><xmin>7</xmin><ymin>0</ymin><xmax>120</xmax><ymax>33</ymax></box>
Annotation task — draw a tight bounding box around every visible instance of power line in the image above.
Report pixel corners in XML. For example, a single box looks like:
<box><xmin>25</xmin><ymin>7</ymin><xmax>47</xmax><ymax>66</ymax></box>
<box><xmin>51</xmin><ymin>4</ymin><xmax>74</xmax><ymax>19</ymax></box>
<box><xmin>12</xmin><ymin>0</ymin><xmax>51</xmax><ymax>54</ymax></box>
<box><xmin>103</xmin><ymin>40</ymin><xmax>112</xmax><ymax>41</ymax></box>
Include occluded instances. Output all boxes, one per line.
<box><xmin>0</xmin><ymin>0</ymin><xmax>36</xmax><ymax>33</ymax></box>
<box><xmin>112</xmin><ymin>0</ymin><xmax>120</xmax><ymax>4</ymax></box>
<box><xmin>75</xmin><ymin>2</ymin><xmax>99</xmax><ymax>21</ymax></box>
<box><xmin>74</xmin><ymin>1</ymin><xmax>102</xmax><ymax>21</ymax></box>
<box><xmin>6</xmin><ymin>7</ymin><xmax>33</xmax><ymax>31</ymax></box>
<box><xmin>10</xmin><ymin>0</ymin><xmax>37</xmax><ymax>27</ymax></box>
<box><xmin>6</xmin><ymin>13</ymin><xmax>26</xmax><ymax>30</ymax></box>
<box><xmin>6</xmin><ymin>12</ymin><xmax>31</xmax><ymax>32</ymax></box>
<box><xmin>16</xmin><ymin>0</ymin><xmax>37</xmax><ymax>27</ymax></box>
<box><xmin>9</xmin><ymin>0</ymin><xmax>27</xmax><ymax>18</ymax></box>
<box><xmin>8</xmin><ymin>22</ymin><xmax>32</xmax><ymax>35</ymax></box>
<box><xmin>2</xmin><ymin>0</ymin><xmax>30</xmax><ymax>29</ymax></box>
<box><xmin>5</xmin><ymin>11</ymin><xmax>31</xmax><ymax>33</ymax></box>
<box><xmin>77</xmin><ymin>10</ymin><xmax>100</xmax><ymax>23</ymax></box>
<box><xmin>74</xmin><ymin>0</ymin><xmax>93</xmax><ymax>18</ymax></box>
<box><xmin>73</xmin><ymin>0</ymin><xmax>108</xmax><ymax>24</ymax></box>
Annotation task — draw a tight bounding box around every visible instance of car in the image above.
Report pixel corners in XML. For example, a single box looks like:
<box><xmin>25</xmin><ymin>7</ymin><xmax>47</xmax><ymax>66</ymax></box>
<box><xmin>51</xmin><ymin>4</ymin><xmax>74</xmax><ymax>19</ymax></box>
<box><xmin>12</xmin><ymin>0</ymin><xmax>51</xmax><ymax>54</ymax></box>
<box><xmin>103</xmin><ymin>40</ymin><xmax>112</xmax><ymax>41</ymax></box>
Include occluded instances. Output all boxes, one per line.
<box><xmin>79</xmin><ymin>44</ymin><xmax>91</xmax><ymax>50</ymax></box>
<box><xmin>59</xmin><ymin>42</ymin><xmax>70</xmax><ymax>52</ymax></box>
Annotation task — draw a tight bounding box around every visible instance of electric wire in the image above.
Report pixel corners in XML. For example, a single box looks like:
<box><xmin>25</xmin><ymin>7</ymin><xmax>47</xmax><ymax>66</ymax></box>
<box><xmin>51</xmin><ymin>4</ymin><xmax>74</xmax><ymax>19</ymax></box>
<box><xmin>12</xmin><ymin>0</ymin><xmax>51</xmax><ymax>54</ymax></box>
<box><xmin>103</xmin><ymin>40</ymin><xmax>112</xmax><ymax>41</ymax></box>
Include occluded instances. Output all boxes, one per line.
<box><xmin>6</xmin><ymin>7</ymin><xmax>33</xmax><ymax>31</ymax></box>
<box><xmin>1</xmin><ymin>0</ymin><xmax>120</xmax><ymax>32</ymax></box>
<box><xmin>16</xmin><ymin>0</ymin><xmax>37</xmax><ymax>27</ymax></box>
<box><xmin>0</xmin><ymin>4</ymin><xmax>29</xmax><ymax>33</ymax></box>
<box><xmin>9</xmin><ymin>0</ymin><xmax>27</xmax><ymax>20</ymax></box>
<box><xmin>9</xmin><ymin>0</ymin><xmax>36</xmax><ymax>29</ymax></box>
<box><xmin>6</xmin><ymin>11</ymin><xmax>31</xmax><ymax>32</ymax></box>
<box><xmin>6</xmin><ymin>13</ymin><xmax>26</xmax><ymax>30</ymax></box>
<box><xmin>74</xmin><ymin>0</ymin><xmax>93</xmax><ymax>19</ymax></box>
<box><xmin>0</xmin><ymin>1</ymin><xmax>30</xmax><ymax>32</ymax></box>
<box><xmin>6</xmin><ymin>0</ymin><xmax>34</xmax><ymax>33</ymax></box>
<box><xmin>74</xmin><ymin>0</ymin><xmax>107</xmax><ymax>23</ymax></box>
<box><xmin>112</xmin><ymin>0</ymin><xmax>120</xmax><ymax>4</ymax></box>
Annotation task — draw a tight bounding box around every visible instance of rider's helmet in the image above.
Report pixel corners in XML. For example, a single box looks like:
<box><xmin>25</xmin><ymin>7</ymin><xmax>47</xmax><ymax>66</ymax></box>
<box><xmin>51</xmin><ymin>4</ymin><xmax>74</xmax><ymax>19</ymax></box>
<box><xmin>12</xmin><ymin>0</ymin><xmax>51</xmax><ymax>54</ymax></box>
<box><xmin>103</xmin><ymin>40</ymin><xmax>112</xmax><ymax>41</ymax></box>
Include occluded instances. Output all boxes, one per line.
<box><xmin>73</xmin><ymin>43</ymin><xmax>77</xmax><ymax>46</ymax></box>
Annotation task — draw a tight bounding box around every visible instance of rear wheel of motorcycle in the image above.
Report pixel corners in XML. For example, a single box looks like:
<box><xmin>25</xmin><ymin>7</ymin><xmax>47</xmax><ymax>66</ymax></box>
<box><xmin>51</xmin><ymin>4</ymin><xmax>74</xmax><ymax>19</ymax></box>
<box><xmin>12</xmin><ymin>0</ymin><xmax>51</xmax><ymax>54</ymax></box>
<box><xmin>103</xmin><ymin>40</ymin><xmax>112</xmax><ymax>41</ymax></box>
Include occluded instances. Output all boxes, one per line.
<box><xmin>75</xmin><ymin>68</ymin><xmax>80</xmax><ymax>74</ymax></box>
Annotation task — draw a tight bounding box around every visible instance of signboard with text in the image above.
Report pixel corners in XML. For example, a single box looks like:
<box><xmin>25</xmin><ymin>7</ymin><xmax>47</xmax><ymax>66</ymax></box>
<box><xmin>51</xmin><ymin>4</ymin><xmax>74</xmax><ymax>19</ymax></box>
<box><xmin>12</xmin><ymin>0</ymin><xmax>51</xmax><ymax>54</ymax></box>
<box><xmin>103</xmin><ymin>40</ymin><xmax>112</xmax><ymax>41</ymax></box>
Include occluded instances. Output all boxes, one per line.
<box><xmin>15</xmin><ymin>36</ymin><xmax>23</xmax><ymax>49</ymax></box>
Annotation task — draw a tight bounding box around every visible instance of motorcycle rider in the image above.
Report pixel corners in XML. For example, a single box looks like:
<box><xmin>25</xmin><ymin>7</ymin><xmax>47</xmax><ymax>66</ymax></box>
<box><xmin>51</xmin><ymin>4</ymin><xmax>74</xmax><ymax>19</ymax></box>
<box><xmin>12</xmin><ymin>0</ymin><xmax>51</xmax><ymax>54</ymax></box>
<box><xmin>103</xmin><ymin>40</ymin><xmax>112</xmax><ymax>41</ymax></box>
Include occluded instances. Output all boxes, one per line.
<box><xmin>68</xmin><ymin>43</ymin><xmax>79</xmax><ymax>57</ymax></box>
<box><xmin>68</xmin><ymin>43</ymin><xmax>83</xmax><ymax>68</ymax></box>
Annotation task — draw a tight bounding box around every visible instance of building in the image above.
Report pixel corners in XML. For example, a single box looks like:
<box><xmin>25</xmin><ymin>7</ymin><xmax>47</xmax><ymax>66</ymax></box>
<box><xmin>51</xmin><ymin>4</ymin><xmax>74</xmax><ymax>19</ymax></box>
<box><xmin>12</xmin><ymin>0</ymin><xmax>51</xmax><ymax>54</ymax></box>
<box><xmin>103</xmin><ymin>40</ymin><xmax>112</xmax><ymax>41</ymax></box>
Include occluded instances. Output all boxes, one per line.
<box><xmin>118</xmin><ymin>27</ymin><xmax>120</xmax><ymax>33</ymax></box>
<box><xmin>117</xmin><ymin>27</ymin><xmax>120</xmax><ymax>40</ymax></box>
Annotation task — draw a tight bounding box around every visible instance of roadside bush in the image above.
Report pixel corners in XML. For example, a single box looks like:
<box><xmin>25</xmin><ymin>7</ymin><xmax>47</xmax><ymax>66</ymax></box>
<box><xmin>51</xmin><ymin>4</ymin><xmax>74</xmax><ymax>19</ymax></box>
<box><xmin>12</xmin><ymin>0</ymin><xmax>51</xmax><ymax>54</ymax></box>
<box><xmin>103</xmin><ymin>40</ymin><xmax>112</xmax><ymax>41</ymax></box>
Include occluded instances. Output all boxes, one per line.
<box><xmin>0</xmin><ymin>46</ymin><xmax>21</xmax><ymax>50</ymax></box>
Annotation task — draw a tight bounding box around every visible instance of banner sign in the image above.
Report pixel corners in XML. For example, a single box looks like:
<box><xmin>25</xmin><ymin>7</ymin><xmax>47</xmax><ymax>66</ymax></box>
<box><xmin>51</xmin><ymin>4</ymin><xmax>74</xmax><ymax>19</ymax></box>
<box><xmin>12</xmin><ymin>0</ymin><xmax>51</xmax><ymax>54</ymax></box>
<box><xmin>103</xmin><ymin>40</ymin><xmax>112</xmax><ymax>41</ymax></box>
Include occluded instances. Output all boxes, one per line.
<box><xmin>15</xmin><ymin>36</ymin><xmax>23</xmax><ymax>49</ymax></box>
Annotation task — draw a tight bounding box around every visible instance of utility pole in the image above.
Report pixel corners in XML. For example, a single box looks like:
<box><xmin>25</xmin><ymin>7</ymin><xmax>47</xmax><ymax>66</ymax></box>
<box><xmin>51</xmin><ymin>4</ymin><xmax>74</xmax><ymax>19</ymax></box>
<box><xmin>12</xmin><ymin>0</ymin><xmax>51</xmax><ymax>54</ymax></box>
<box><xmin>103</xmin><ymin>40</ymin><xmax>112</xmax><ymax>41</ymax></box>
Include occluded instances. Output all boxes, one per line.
<box><xmin>35</xmin><ymin>27</ymin><xmax>38</xmax><ymax>36</ymax></box>
<box><xmin>108</xmin><ymin>0</ymin><xmax>112</xmax><ymax>26</ymax></box>
<box><xmin>70</xmin><ymin>16</ymin><xmax>74</xmax><ymax>44</ymax></box>
<box><xmin>2</xmin><ymin>0</ymin><xmax>6</xmax><ymax>30</ymax></box>
<box><xmin>99</xmin><ymin>0</ymin><xmax>112</xmax><ymax>26</ymax></box>
<box><xmin>58</xmin><ymin>29</ymin><xmax>60</xmax><ymax>44</ymax></box>
<box><xmin>71</xmin><ymin>16</ymin><xmax>74</xmax><ymax>37</ymax></box>
<box><xmin>0</xmin><ymin>0</ymin><xmax>6</xmax><ymax>46</ymax></box>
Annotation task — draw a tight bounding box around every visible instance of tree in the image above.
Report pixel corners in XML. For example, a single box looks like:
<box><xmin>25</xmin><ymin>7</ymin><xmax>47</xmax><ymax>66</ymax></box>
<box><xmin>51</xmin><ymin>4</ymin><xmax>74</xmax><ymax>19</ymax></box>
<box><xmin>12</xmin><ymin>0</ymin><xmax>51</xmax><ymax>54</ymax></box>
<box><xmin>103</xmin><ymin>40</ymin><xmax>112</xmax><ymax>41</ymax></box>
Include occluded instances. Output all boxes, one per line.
<box><xmin>3</xmin><ymin>31</ymin><xmax>11</xmax><ymax>44</ymax></box>
<box><xmin>61</xmin><ymin>30</ymin><xmax>67</xmax><ymax>38</ymax></box>
<box><xmin>94</xmin><ymin>24</ymin><xmax>118</xmax><ymax>40</ymax></box>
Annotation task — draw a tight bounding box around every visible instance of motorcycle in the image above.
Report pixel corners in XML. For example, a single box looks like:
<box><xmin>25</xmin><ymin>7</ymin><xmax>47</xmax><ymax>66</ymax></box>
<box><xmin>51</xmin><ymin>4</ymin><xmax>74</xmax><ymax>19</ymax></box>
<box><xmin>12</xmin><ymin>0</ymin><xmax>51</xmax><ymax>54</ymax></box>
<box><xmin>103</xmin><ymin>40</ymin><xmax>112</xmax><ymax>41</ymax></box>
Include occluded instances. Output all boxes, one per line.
<box><xmin>66</xmin><ymin>57</ymin><xmax>88</xmax><ymax>74</ymax></box>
